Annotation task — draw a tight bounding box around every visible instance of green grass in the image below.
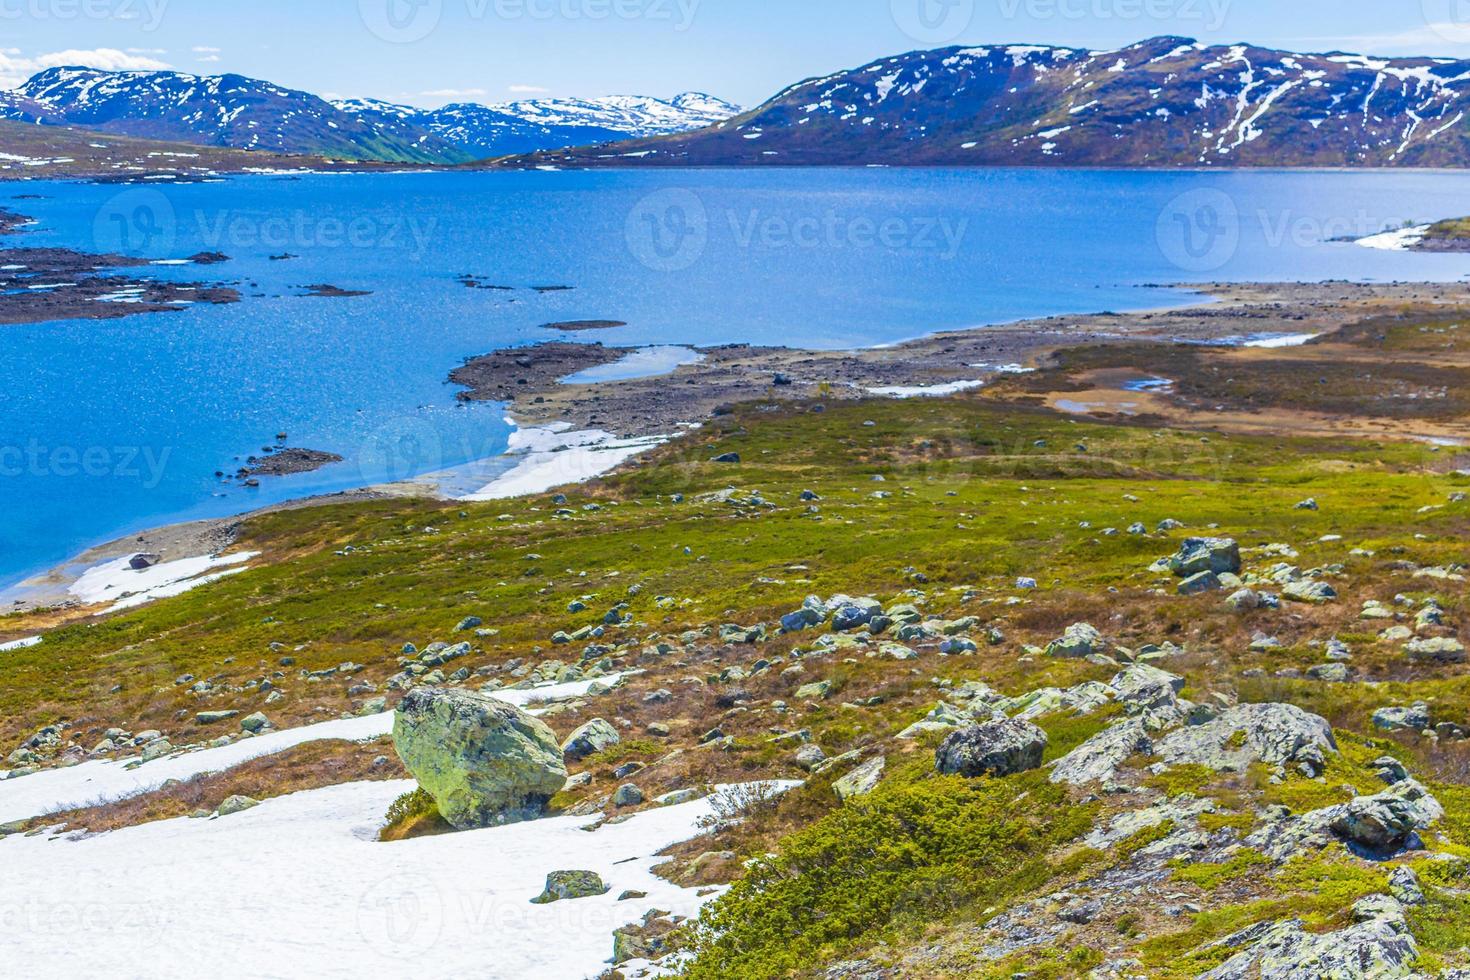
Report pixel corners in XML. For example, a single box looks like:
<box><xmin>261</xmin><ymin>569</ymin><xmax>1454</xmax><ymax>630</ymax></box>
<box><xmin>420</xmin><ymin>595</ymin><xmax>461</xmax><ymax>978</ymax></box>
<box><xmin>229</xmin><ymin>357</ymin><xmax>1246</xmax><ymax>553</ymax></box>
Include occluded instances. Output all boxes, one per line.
<box><xmin>3</xmin><ymin>396</ymin><xmax>1462</xmax><ymax>747</ymax></box>
<box><xmin>680</xmin><ymin>771</ymin><xmax>1097</xmax><ymax>980</ymax></box>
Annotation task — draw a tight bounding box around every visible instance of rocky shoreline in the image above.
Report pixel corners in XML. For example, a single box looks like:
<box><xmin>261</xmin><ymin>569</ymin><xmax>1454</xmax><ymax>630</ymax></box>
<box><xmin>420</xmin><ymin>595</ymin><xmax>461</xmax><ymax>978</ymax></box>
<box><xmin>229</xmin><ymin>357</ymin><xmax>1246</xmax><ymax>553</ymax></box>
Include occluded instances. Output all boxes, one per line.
<box><xmin>15</xmin><ymin>278</ymin><xmax>1469</xmax><ymax>616</ymax></box>
<box><xmin>0</xmin><ymin>208</ymin><xmax>240</xmax><ymax>324</ymax></box>
<box><xmin>449</xmin><ymin>280</ymin><xmax>1470</xmax><ymax>439</ymax></box>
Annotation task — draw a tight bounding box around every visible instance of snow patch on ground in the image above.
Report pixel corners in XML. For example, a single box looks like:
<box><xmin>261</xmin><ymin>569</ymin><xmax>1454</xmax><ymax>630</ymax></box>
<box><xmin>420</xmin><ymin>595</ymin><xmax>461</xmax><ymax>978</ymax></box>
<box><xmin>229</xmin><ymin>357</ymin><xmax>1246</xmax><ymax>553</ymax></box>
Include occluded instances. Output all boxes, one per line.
<box><xmin>0</xmin><ymin>636</ymin><xmax>41</xmax><ymax>652</ymax></box>
<box><xmin>462</xmin><ymin>422</ymin><xmax>666</xmax><ymax>501</ymax></box>
<box><xmin>867</xmin><ymin>380</ymin><xmax>985</xmax><ymax>398</ymax></box>
<box><xmin>68</xmin><ymin>553</ymin><xmax>260</xmax><ymax>613</ymax></box>
<box><xmin>0</xmin><ymin>675</ymin><xmax>623</xmax><ymax>824</ymax></box>
<box><xmin>1356</xmin><ymin>225</ymin><xmax>1428</xmax><ymax>251</ymax></box>
<box><xmin>0</xmin><ymin>778</ymin><xmax>797</xmax><ymax>979</ymax></box>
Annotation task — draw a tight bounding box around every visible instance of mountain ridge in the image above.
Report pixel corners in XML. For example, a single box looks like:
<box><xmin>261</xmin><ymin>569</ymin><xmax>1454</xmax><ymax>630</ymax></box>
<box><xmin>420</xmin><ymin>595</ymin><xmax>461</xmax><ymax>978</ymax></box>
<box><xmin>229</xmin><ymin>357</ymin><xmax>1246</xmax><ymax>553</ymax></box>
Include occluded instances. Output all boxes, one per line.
<box><xmin>0</xmin><ymin>67</ymin><xmax>740</xmax><ymax>164</ymax></box>
<box><xmin>490</xmin><ymin>36</ymin><xmax>1470</xmax><ymax>168</ymax></box>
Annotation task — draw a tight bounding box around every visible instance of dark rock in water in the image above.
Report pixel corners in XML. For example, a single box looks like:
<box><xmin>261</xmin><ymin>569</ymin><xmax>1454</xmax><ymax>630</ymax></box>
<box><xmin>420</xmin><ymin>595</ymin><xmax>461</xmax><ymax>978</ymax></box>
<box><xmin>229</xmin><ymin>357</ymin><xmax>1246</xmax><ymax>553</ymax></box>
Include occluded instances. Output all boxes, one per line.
<box><xmin>299</xmin><ymin>283</ymin><xmax>372</xmax><ymax>298</ymax></box>
<box><xmin>129</xmin><ymin>553</ymin><xmax>161</xmax><ymax>570</ymax></box>
<box><xmin>188</xmin><ymin>251</ymin><xmax>229</xmax><ymax>265</ymax></box>
<box><xmin>237</xmin><ymin>447</ymin><xmax>344</xmax><ymax>480</ymax></box>
<box><xmin>935</xmin><ymin>718</ymin><xmax>1048</xmax><ymax>778</ymax></box>
<box><xmin>541</xmin><ymin>319</ymin><xmax>625</xmax><ymax>332</ymax></box>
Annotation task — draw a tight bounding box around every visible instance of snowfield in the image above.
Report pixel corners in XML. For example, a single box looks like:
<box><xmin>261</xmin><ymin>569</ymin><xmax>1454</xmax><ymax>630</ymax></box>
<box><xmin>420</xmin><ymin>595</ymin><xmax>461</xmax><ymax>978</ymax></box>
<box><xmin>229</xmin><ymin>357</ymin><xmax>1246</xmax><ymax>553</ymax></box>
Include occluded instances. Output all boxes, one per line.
<box><xmin>0</xmin><ymin>675</ymin><xmax>625</xmax><ymax>825</ymax></box>
<box><xmin>0</xmin><ymin>778</ymin><xmax>795</xmax><ymax>980</ymax></box>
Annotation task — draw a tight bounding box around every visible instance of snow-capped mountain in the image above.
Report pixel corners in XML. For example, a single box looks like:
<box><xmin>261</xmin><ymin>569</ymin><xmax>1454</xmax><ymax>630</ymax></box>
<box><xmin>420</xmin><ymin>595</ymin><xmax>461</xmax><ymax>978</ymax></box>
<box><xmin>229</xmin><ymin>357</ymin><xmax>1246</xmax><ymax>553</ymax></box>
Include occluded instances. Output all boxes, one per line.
<box><xmin>0</xmin><ymin>67</ymin><xmax>739</xmax><ymax>164</ymax></box>
<box><xmin>506</xmin><ymin>37</ymin><xmax>1470</xmax><ymax>168</ymax></box>
<box><xmin>5</xmin><ymin>68</ymin><xmax>467</xmax><ymax>163</ymax></box>
<box><xmin>336</xmin><ymin>92</ymin><xmax>740</xmax><ymax>158</ymax></box>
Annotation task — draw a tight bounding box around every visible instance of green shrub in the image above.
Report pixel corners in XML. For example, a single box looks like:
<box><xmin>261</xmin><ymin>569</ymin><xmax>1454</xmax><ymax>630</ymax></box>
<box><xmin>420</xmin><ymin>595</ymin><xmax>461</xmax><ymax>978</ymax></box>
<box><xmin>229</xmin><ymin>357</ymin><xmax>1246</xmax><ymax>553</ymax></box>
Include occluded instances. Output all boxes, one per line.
<box><xmin>379</xmin><ymin>787</ymin><xmax>444</xmax><ymax>842</ymax></box>
<box><xmin>681</xmin><ymin>773</ymin><xmax>1096</xmax><ymax>980</ymax></box>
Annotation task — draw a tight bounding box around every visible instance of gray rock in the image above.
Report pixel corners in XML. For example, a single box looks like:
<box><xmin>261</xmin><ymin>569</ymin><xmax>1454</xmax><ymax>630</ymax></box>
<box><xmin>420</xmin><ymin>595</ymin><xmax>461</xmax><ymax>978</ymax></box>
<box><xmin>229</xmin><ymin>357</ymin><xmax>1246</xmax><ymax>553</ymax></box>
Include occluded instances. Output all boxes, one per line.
<box><xmin>1405</xmin><ymin>637</ymin><xmax>1466</xmax><ymax>663</ymax></box>
<box><xmin>795</xmin><ymin>680</ymin><xmax>834</xmax><ymax>700</ymax></box>
<box><xmin>239</xmin><ymin>712</ymin><xmax>271</xmax><ymax>734</ymax></box>
<box><xmin>1045</xmin><ymin>622</ymin><xmax>1102</xmax><ymax>658</ymax></box>
<box><xmin>217</xmin><ymin>795</ymin><xmax>259</xmax><ymax>816</ymax></box>
<box><xmin>1373</xmin><ymin>703</ymin><xmax>1431</xmax><ymax>733</ymax></box>
<box><xmin>1283</xmin><ymin>580</ymin><xmax>1338</xmax><ymax>604</ymax></box>
<box><xmin>1389</xmin><ymin>867</ymin><xmax>1424</xmax><ymax>907</ymax></box>
<box><xmin>612</xmin><ymin>784</ymin><xmax>644</xmax><ymax>807</ymax></box>
<box><xmin>794</xmin><ymin>744</ymin><xmax>827</xmax><ymax>771</ymax></box>
<box><xmin>1200</xmin><ymin>895</ymin><xmax>1418</xmax><ymax>980</ymax></box>
<box><xmin>1049</xmin><ymin>718</ymin><xmax>1153</xmax><ymax>786</ymax></box>
<box><xmin>560</xmin><ymin>718</ymin><xmax>622</xmax><ymax>761</ymax></box>
<box><xmin>1178</xmin><ymin>571</ymin><xmax>1223</xmax><ymax>595</ymax></box>
<box><xmin>530</xmin><ymin>870</ymin><xmax>609</xmax><ymax>904</ymax></box>
<box><xmin>392</xmin><ymin>687</ymin><xmax>567</xmax><ymax>830</ymax></box>
<box><xmin>833</xmin><ymin>756</ymin><xmax>886</xmax><ymax>801</ymax></box>
<box><xmin>1169</xmin><ymin>537</ymin><xmax>1241</xmax><ymax>577</ymax></box>
<box><xmin>196</xmin><ymin>710</ymin><xmax>239</xmax><ymax>725</ymax></box>
<box><xmin>936</xmin><ymin>719</ymin><xmax>1048</xmax><ymax>778</ymax></box>
<box><xmin>1155</xmin><ymin>703</ymin><xmax>1337</xmax><ymax>777</ymax></box>
<box><xmin>1330</xmin><ymin>796</ymin><xmax>1424</xmax><ymax>852</ymax></box>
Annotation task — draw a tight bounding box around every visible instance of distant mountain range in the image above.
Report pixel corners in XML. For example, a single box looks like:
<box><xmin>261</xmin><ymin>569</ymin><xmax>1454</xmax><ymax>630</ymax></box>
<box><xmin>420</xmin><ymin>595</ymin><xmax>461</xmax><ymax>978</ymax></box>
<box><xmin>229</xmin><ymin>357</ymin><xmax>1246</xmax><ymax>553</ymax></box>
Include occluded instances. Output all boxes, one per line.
<box><xmin>499</xmin><ymin>36</ymin><xmax>1470</xmax><ymax>168</ymax></box>
<box><xmin>0</xmin><ymin>68</ymin><xmax>740</xmax><ymax>163</ymax></box>
<box><xmin>7</xmin><ymin>38</ymin><xmax>1470</xmax><ymax>171</ymax></box>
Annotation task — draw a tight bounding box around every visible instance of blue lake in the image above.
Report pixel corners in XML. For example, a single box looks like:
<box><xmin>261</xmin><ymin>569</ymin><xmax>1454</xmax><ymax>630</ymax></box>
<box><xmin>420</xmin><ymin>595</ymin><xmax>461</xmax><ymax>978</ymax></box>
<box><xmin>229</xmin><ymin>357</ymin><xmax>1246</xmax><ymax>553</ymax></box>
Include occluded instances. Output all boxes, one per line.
<box><xmin>2</xmin><ymin>167</ymin><xmax>1468</xmax><ymax>589</ymax></box>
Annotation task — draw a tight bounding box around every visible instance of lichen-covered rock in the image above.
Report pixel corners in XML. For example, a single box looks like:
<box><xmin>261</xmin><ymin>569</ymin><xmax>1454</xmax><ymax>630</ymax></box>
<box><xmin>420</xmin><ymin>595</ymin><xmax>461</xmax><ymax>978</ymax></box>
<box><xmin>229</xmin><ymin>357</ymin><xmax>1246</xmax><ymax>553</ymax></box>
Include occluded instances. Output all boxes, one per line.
<box><xmin>1405</xmin><ymin>637</ymin><xmax>1466</xmax><ymax>663</ymax></box>
<box><xmin>530</xmin><ymin>870</ymin><xmax>609</xmax><ymax>904</ymax></box>
<box><xmin>1373</xmin><ymin>703</ymin><xmax>1431</xmax><ymax>733</ymax></box>
<box><xmin>392</xmin><ymin>688</ymin><xmax>567</xmax><ymax>830</ymax></box>
<box><xmin>1155</xmin><ymin>703</ymin><xmax>1337</xmax><ymax>777</ymax></box>
<box><xmin>560</xmin><ymin>718</ymin><xmax>621</xmax><ymax>761</ymax></box>
<box><xmin>1045</xmin><ymin>622</ymin><xmax>1102</xmax><ymax>658</ymax></box>
<box><xmin>935</xmin><ymin>719</ymin><xmax>1048</xmax><ymax>778</ymax></box>
<box><xmin>833</xmin><ymin>756</ymin><xmax>886</xmax><ymax>801</ymax></box>
<box><xmin>1049</xmin><ymin>718</ymin><xmax>1153</xmax><ymax>786</ymax></box>
<box><xmin>217</xmin><ymin>795</ymin><xmax>259</xmax><ymax>816</ymax></box>
<box><xmin>1169</xmin><ymin>537</ymin><xmax>1241</xmax><ymax>577</ymax></box>
<box><xmin>1330</xmin><ymin>796</ymin><xmax>1424</xmax><ymax>852</ymax></box>
<box><xmin>1283</xmin><ymin>579</ymin><xmax>1338</xmax><ymax>604</ymax></box>
<box><xmin>1199</xmin><ymin>895</ymin><xmax>1418</xmax><ymax>980</ymax></box>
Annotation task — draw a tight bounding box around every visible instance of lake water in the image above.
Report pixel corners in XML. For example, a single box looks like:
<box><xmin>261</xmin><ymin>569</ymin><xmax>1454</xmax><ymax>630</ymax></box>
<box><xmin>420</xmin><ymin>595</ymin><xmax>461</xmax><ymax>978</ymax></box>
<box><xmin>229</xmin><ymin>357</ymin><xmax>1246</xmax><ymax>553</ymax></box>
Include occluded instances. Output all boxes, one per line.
<box><xmin>2</xmin><ymin>167</ymin><xmax>1468</xmax><ymax>590</ymax></box>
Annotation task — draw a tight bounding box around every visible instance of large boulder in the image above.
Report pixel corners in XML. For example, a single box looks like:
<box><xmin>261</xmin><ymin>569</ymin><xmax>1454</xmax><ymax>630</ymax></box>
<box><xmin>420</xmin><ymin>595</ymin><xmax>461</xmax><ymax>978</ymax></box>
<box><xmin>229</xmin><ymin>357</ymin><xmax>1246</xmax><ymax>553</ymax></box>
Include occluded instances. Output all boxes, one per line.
<box><xmin>1200</xmin><ymin>895</ymin><xmax>1418</xmax><ymax>980</ymax></box>
<box><xmin>1155</xmin><ymin>703</ymin><xmax>1337</xmax><ymax>777</ymax></box>
<box><xmin>1330</xmin><ymin>796</ymin><xmax>1423</xmax><ymax>853</ymax></box>
<box><xmin>393</xmin><ymin>688</ymin><xmax>568</xmax><ymax>830</ymax></box>
<box><xmin>1168</xmin><ymin>538</ymin><xmax>1241</xmax><ymax>578</ymax></box>
<box><xmin>1049</xmin><ymin>718</ymin><xmax>1153</xmax><ymax>786</ymax></box>
<box><xmin>936</xmin><ymin>719</ymin><xmax>1048</xmax><ymax>778</ymax></box>
<box><xmin>1405</xmin><ymin>637</ymin><xmax>1467</xmax><ymax>663</ymax></box>
<box><xmin>1045</xmin><ymin>622</ymin><xmax>1103</xmax><ymax>659</ymax></box>
<box><xmin>561</xmin><ymin>718</ymin><xmax>621</xmax><ymax>761</ymax></box>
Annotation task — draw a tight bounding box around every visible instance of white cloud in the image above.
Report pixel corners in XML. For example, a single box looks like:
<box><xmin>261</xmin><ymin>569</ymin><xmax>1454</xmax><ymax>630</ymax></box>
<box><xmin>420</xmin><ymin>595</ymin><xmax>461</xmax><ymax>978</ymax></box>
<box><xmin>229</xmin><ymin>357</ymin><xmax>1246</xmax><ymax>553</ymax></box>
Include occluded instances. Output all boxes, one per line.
<box><xmin>1286</xmin><ymin>23</ymin><xmax>1470</xmax><ymax>56</ymax></box>
<box><xmin>197</xmin><ymin>55</ymin><xmax>221</xmax><ymax>63</ymax></box>
<box><xmin>508</xmin><ymin>84</ymin><xmax>549</xmax><ymax>94</ymax></box>
<box><xmin>192</xmin><ymin>46</ymin><xmax>221</xmax><ymax>54</ymax></box>
<box><xmin>0</xmin><ymin>48</ymin><xmax>170</xmax><ymax>89</ymax></box>
<box><xmin>421</xmin><ymin>87</ymin><xmax>488</xmax><ymax>98</ymax></box>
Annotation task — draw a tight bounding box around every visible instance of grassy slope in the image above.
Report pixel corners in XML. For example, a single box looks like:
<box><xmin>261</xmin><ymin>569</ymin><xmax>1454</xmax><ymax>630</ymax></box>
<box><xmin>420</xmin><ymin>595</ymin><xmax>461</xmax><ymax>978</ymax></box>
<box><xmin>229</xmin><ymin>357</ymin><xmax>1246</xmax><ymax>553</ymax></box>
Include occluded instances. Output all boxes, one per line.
<box><xmin>3</xmin><ymin>316</ymin><xmax>1469</xmax><ymax>976</ymax></box>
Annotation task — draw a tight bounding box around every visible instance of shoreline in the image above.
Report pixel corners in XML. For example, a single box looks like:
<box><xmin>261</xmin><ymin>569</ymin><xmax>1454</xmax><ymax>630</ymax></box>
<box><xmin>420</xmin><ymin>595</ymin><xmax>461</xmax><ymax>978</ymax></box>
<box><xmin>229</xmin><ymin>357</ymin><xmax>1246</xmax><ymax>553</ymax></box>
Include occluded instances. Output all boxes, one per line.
<box><xmin>8</xmin><ymin>277</ymin><xmax>1470</xmax><ymax>618</ymax></box>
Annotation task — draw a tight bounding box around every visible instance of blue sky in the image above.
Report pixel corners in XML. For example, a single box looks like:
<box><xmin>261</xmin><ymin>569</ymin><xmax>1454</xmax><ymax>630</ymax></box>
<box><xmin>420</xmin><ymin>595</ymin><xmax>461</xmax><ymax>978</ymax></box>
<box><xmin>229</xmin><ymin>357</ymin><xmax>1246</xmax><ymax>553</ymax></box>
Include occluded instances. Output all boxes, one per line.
<box><xmin>2</xmin><ymin>0</ymin><xmax>1467</xmax><ymax>107</ymax></box>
